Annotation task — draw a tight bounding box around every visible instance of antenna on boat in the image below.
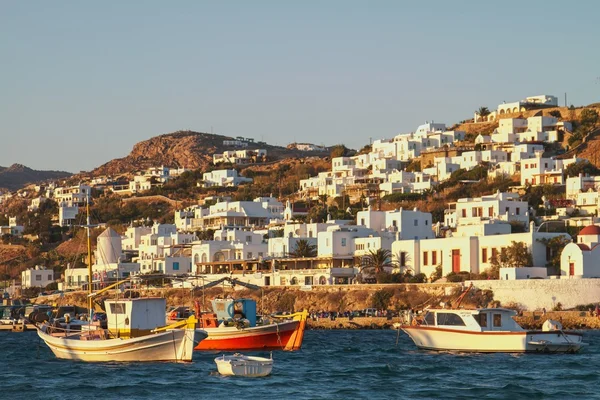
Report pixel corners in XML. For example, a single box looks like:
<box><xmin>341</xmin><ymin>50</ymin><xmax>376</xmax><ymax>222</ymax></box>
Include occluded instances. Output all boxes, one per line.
<box><xmin>453</xmin><ymin>283</ymin><xmax>473</xmax><ymax>309</ymax></box>
<box><xmin>86</xmin><ymin>192</ymin><xmax>93</xmax><ymax>317</ymax></box>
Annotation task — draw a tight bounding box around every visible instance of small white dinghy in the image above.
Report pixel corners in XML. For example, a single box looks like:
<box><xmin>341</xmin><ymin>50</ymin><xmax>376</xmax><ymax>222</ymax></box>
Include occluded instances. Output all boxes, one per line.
<box><xmin>215</xmin><ymin>353</ymin><xmax>273</xmax><ymax>377</ymax></box>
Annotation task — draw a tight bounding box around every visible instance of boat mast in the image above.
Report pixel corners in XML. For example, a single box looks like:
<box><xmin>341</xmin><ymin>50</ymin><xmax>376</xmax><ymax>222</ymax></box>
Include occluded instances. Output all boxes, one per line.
<box><xmin>86</xmin><ymin>192</ymin><xmax>93</xmax><ymax>315</ymax></box>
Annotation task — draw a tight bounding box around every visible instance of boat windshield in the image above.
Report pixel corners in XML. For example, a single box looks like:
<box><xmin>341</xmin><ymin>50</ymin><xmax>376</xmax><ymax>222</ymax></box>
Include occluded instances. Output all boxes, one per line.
<box><xmin>436</xmin><ymin>312</ymin><xmax>466</xmax><ymax>326</ymax></box>
<box><xmin>423</xmin><ymin>312</ymin><xmax>435</xmax><ymax>325</ymax></box>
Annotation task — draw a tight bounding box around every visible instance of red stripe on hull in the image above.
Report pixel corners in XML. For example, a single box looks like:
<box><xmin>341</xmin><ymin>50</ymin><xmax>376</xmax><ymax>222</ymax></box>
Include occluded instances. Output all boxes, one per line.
<box><xmin>195</xmin><ymin>328</ymin><xmax>299</xmax><ymax>351</ymax></box>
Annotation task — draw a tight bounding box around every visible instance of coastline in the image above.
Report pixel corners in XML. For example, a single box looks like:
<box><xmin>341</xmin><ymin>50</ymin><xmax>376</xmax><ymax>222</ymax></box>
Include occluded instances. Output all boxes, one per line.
<box><xmin>307</xmin><ymin>311</ymin><xmax>600</xmax><ymax>330</ymax></box>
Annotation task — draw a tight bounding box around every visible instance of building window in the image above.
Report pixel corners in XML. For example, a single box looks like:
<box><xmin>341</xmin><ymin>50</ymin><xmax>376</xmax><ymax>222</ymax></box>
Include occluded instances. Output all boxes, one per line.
<box><xmin>482</xmin><ymin>248</ymin><xmax>488</xmax><ymax>263</ymax></box>
<box><xmin>414</xmin><ymin>220</ymin><xmax>418</xmax><ymax>226</ymax></box>
<box><xmin>35</xmin><ymin>275</ymin><xmax>41</xmax><ymax>281</ymax></box>
<box><xmin>491</xmin><ymin>248</ymin><xmax>498</xmax><ymax>261</ymax></box>
<box><xmin>173</xmin><ymin>262</ymin><xmax>180</xmax><ymax>271</ymax></box>
<box><xmin>488</xmin><ymin>207</ymin><xmax>494</xmax><ymax>217</ymax></box>
<box><xmin>516</xmin><ymin>207</ymin><xmax>520</xmax><ymax>215</ymax></box>
<box><xmin>341</xmin><ymin>238</ymin><xmax>347</xmax><ymax>247</ymax></box>
<box><xmin>423</xmin><ymin>251</ymin><xmax>428</xmax><ymax>266</ymax></box>
<box><xmin>432</xmin><ymin>251</ymin><xmax>437</xmax><ymax>265</ymax></box>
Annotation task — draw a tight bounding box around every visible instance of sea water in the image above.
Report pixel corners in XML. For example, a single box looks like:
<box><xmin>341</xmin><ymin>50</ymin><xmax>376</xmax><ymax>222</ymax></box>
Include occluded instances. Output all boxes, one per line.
<box><xmin>2</xmin><ymin>330</ymin><xmax>600</xmax><ymax>399</ymax></box>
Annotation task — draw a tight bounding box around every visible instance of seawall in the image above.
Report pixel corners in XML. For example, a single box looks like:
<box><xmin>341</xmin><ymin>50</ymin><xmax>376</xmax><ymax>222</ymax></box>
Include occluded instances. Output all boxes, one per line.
<box><xmin>467</xmin><ymin>279</ymin><xmax>600</xmax><ymax>310</ymax></box>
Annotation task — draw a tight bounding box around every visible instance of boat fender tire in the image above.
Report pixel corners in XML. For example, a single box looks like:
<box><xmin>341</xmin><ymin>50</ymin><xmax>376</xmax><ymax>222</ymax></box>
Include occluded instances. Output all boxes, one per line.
<box><xmin>411</xmin><ymin>319</ymin><xmax>419</xmax><ymax>327</ymax></box>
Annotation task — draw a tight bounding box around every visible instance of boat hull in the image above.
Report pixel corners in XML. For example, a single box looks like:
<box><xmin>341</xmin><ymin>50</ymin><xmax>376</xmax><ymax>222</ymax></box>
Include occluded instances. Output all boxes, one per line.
<box><xmin>215</xmin><ymin>355</ymin><xmax>273</xmax><ymax>377</ymax></box>
<box><xmin>196</xmin><ymin>319</ymin><xmax>306</xmax><ymax>351</ymax></box>
<box><xmin>401</xmin><ymin>326</ymin><xmax>585</xmax><ymax>353</ymax></box>
<box><xmin>38</xmin><ymin>327</ymin><xmax>207</xmax><ymax>362</ymax></box>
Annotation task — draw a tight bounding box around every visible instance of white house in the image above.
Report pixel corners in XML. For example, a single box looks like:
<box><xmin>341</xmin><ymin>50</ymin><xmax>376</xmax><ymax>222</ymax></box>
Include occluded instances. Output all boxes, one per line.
<box><xmin>0</xmin><ymin>217</ymin><xmax>24</xmax><ymax>236</ymax></box>
<box><xmin>21</xmin><ymin>266</ymin><xmax>54</xmax><ymax>288</ymax></box>
<box><xmin>444</xmin><ymin>192</ymin><xmax>529</xmax><ymax>229</ymax></box>
<box><xmin>213</xmin><ymin>149</ymin><xmax>267</xmax><ymax>165</ymax></box>
<box><xmin>560</xmin><ymin>225</ymin><xmax>600</xmax><ymax>278</ymax></box>
<box><xmin>189</xmin><ymin>197</ymin><xmax>284</xmax><ymax>230</ymax></box>
<box><xmin>58</xmin><ymin>201</ymin><xmax>79</xmax><ymax>227</ymax></box>
<box><xmin>566</xmin><ymin>174</ymin><xmax>600</xmax><ymax>200</ymax></box>
<box><xmin>392</xmin><ymin>225</ymin><xmax>568</xmax><ymax>278</ymax></box>
<box><xmin>54</xmin><ymin>184</ymin><xmax>91</xmax><ymax>205</ymax></box>
<box><xmin>521</xmin><ymin>153</ymin><xmax>578</xmax><ymax>186</ymax></box>
<box><xmin>356</xmin><ymin>208</ymin><xmax>434</xmax><ymax>240</ymax></box>
<box><xmin>202</xmin><ymin>169</ymin><xmax>252</xmax><ymax>188</ymax></box>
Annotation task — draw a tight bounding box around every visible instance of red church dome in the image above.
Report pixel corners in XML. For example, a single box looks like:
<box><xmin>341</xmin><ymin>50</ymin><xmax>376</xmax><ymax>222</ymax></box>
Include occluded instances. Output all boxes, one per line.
<box><xmin>579</xmin><ymin>225</ymin><xmax>600</xmax><ymax>235</ymax></box>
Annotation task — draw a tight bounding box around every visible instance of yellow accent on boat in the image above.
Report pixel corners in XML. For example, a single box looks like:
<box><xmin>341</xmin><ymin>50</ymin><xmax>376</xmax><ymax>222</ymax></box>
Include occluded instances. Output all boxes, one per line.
<box><xmin>272</xmin><ymin>309</ymin><xmax>309</xmax><ymax>322</ymax></box>
<box><xmin>151</xmin><ymin>316</ymin><xmax>198</xmax><ymax>333</ymax></box>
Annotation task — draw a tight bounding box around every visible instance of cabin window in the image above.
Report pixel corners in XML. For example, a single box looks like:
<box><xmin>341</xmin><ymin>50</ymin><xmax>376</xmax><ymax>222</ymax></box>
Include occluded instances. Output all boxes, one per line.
<box><xmin>436</xmin><ymin>312</ymin><xmax>466</xmax><ymax>326</ymax></box>
<box><xmin>476</xmin><ymin>313</ymin><xmax>488</xmax><ymax>327</ymax></box>
<box><xmin>424</xmin><ymin>312</ymin><xmax>435</xmax><ymax>325</ymax></box>
<box><xmin>110</xmin><ymin>303</ymin><xmax>126</xmax><ymax>314</ymax></box>
<box><xmin>493</xmin><ymin>314</ymin><xmax>502</xmax><ymax>327</ymax></box>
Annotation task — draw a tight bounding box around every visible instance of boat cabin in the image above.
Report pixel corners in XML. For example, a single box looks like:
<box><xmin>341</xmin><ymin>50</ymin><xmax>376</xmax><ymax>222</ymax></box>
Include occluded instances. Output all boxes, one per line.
<box><xmin>210</xmin><ymin>298</ymin><xmax>257</xmax><ymax>327</ymax></box>
<box><xmin>420</xmin><ymin>308</ymin><xmax>524</xmax><ymax>332</ymax></box>
<box><xmin>105</xmin><ymin>298</ymin><xmax>167</xmax><ymax>338</ymax></box>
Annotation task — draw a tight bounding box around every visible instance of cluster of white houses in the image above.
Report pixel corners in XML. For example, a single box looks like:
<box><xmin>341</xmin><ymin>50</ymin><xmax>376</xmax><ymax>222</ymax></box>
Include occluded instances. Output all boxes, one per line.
<box><xmin>298</xmin><ymin>100</ymin><xmax>577</xmax><ymax>201</ymax></box>
<box><xmin>14</xmin><ymin>188</ymin><xmax>594</xmax><ymax>290</ymax></box>
<box><xmin>9</xmin><ymin>95</ymin><xmax>600</xmax><ymax>290</ymax></box>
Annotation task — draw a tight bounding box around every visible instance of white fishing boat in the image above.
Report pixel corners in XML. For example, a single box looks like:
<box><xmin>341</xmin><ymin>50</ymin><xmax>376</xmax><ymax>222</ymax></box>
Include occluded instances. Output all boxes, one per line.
<box><xmin>215</xmin><ymin>353</ymin><xmax>273</xmax><ymax>377</ymax></box>
<box><xmin>37</xmin><ymin>297</ymin><xmax>208</xmax><ymax>362</ymax></box>
<box><xmin>401</xmin><ymin>308</ymin><xmax>586</xmax><ymax>353</ymax></box>
<box><xmin>36</xmin><ymin>194</ymin><xmax>208</xmax><ymax>362</ymax></box>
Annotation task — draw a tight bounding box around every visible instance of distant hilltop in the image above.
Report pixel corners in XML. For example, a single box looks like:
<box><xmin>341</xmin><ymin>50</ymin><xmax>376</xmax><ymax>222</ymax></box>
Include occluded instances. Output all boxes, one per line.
<box><xmin>0</xmin><ymin>164</ymin><xmax>72</xmax><ymax>191</ymax></box>
<box><xmin>90</xmin><ymin>130</ymin><xmax>331</xmax><ymax>177</ymax></box>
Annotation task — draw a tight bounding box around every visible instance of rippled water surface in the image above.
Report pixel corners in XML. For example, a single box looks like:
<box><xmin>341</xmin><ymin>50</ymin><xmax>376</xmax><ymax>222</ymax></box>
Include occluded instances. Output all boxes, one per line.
<box><xmin>2</xmin><ymin>330</ymin><xmax>600</xmax><ymax>399</ymax></box>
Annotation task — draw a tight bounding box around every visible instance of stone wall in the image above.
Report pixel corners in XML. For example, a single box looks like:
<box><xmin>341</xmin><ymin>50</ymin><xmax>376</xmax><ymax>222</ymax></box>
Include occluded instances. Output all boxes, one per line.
<box><xmin>467</xmin><ymin>279</ymin><xmax>600</xmax><ymax>310</ymax></box>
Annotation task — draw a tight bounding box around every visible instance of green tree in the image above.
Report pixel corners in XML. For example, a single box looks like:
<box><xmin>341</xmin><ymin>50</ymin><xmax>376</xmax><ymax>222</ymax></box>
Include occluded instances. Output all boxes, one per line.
<box><xmin>549</xmin><ymin>110</ymin><xmax>562</xmax><ymax>119</ymax></box>
<box><xmin>489</xmin><ymin>241</ymin><xmax>533</xmax><ymax>278</ymax></box>
<box><xmin>370</xmin><ymin>289</ymin><xmax>393</xmax><ymax>310</ymax></box>
<box><xmin>537</xmin><ymin>236</ymin><xmax>571</xmax><ymax>275</ymax></box>
<box><xmin>362</xmin><ymin>249</ymin><xmax>394</xmax><ymax>275</ymax></box>
<box><xmin>476</xmin><ymin>106</ymin><xmax>491</xmax><ymax>121</ymax></box>
<box><xmin>330</xmin><ymin>144</ymin><xmax>351</xmax><ymax>158</ymax></box>
<box><xmin>580</xmin><ymin>108</ymin><xmax>599</xmax><ymax>126</ymax></box>
<box><xmin>288</xmin><ymin>239</ymin><xmax>317</xmax><ymax>258</ymax></box>
<box><xmin>565</xmin><ymin>160</ymin><xmax>600</xmax><ymax>178</ymax></box>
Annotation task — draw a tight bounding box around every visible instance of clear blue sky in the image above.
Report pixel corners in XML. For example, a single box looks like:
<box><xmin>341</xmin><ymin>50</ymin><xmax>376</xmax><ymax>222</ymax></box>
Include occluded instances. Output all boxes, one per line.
<box><xmin>1</xmin><ymin>1</ymin><xmax>598</xmax><ymax>172</ymax></box>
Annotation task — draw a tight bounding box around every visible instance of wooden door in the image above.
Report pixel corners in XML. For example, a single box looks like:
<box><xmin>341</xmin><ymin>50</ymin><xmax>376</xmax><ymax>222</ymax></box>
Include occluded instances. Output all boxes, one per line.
<box><xmin>452</xmin><ymin>250</ymin><xmax>460</xmax><ymax>273</ymax></box>
<box><xmin>569</xmin><ymin>262</ymin><xmax>575</xmax><ymax>276</ymax></box>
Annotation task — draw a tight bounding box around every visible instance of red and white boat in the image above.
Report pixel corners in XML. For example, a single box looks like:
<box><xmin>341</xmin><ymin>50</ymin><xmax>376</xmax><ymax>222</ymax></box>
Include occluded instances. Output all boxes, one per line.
<box><xmin>400</xmin><ymin>307</ymin><xmax>586</xmax><ymax>353</ymax></box>
<box><xmin>192</xmin><ymin>298</ymin><xmax>308</xmax><ymax>351</ymax></box>
<box><xmin>400</xmin><ymin>284</ymin><xmax>586</xmax><ymax>353</ymax></box>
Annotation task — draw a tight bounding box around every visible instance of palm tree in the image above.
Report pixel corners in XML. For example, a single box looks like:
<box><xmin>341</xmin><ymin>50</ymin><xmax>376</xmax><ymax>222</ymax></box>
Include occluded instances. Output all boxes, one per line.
<box><xmin>288</xmin><ymin>239</ymin><xmax>317</xmax><ymax>258</ymax></box>
<box><xmin>361</xmin><ymin>248</ymin><xmax>394</xmax><ymax>275</ymax></box>
<box><xmin>476</xmin><ymin>106</ymin><xmax>491</xmax><ymax>122</ymax></box>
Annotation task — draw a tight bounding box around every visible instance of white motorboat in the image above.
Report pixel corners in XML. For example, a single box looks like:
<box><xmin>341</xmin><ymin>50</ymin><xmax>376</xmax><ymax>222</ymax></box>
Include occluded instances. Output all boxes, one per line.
<box><xmin>215</xmin><ymin>353</ymin><xmax>273</xmax><ymax>377</ymax></box>
<box><xmin>401</xmin><ymin>307</ymin><xmax>586</xmax><ymax>353</ymax></box>
<box><xmin>37</xmin><ymin>297</ymin><xmax>208</xmax><ymax>362</ymax></box>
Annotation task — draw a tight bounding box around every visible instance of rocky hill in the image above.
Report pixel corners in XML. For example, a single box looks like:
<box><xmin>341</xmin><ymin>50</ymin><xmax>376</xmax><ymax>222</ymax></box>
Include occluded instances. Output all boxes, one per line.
<box><xmin>91</xmin><ymin>130</ymin><xmax>328</xmax><ymax>176</ymax></box>
<box><xmin>0</xmin><ymin>164</ymin><xmax>72</xmax><ymax>191</ymax></box>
